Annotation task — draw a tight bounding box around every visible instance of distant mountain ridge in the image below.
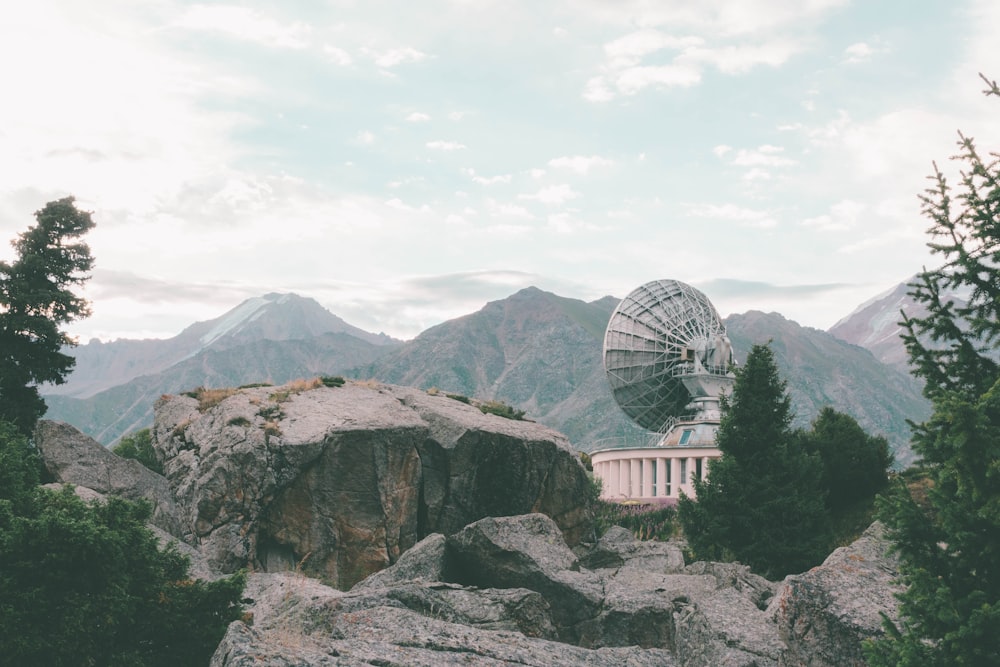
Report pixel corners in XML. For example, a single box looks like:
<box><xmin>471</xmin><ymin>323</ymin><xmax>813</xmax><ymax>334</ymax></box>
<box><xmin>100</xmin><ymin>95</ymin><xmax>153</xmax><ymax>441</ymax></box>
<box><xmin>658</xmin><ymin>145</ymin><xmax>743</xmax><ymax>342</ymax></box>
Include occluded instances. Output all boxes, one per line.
<box><xmin>43</xmin><ymin>282</ymin><xmax>931</xmax><ymax>466</ymax></box>
<box><xmin>42</xmin><ymin>294</ymin><xmax>401</xmax><ymax>442</ymax></box>
<box><xmin>46</xmin><ymin>293</ymin><xmax>397</xmax><ymax>400</ymax></box>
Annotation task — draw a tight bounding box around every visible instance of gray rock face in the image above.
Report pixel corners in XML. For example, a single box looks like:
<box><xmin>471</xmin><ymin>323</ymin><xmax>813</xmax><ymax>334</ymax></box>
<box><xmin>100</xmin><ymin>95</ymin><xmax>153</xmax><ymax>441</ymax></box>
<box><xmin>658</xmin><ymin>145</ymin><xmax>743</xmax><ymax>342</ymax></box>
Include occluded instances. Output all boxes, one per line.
<box><xmin>770</xmin><ymin>521</ymin><xmax>901</xmax><ymax>667</ymax></box>
<box><xmin>152</xmin><ymin>380</ymin><xmax>594</xmax><ymax>589</ymax></box>
<box><xmin>217</xmin><ymin>514</ymin><xmax>900</xmax><ymax>666</ymax></box>
<box><xmin>34</xmin><ymin>420</ymin><xmax>183</xmax><ymax>535</ymax></box>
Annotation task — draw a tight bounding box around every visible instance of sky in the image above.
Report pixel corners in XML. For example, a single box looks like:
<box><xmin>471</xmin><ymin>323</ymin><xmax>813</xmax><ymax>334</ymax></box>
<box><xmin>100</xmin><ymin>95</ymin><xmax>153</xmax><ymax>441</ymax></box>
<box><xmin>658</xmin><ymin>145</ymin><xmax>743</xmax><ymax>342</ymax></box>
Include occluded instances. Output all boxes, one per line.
<box><xmin>2</xmin><ymin>0</ymin><xmax>999</xmax><ymax>342</ymax></box>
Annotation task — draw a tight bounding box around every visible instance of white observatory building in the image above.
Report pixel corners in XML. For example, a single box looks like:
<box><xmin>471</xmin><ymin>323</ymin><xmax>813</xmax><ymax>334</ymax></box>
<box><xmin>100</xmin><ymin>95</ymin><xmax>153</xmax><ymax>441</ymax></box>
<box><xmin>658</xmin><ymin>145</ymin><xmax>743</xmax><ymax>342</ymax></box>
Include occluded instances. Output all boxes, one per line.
<box><xmin>591</xmin><ymin>279</ymin><xmax>736</xmax><ymax>502</ymax></box>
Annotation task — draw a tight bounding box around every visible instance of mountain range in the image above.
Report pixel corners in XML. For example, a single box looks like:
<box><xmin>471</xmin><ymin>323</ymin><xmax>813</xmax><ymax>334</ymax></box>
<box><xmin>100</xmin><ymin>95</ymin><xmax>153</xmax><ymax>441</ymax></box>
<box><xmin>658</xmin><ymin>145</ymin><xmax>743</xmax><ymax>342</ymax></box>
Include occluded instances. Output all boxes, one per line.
<box><xmin>42</xmin><ymin>281</ymin><xmax>931</xmax><ymax>467</ymax></box>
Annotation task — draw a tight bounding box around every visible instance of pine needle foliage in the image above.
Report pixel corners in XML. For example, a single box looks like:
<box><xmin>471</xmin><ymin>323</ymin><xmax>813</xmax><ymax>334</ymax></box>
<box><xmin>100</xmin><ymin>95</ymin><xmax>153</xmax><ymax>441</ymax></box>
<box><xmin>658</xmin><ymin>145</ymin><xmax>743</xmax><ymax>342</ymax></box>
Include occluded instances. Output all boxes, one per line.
<box><xmin>0</xmin><ymin>197</ymin><xmax>95</xmax><ymax>434</ymax></box>
<box><xmin>679</xmin><ymin>343</ymin><xmax>830</xmax><ymax>579</ymax></box>
<box><xmin>865</xmin><ymin>74</ymin><xmax>1000</xmax><ymax>666</ymax></box>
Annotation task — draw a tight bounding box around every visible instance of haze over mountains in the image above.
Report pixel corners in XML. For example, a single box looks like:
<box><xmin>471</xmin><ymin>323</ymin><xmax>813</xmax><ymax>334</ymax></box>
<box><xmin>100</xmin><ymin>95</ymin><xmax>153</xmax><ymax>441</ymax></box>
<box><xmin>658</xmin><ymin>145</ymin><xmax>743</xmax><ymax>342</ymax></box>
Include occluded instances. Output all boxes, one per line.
<box><xmin>43</xmin><ymin>280</ymin><xmax>930</xmax><ymax>467</ymax></box>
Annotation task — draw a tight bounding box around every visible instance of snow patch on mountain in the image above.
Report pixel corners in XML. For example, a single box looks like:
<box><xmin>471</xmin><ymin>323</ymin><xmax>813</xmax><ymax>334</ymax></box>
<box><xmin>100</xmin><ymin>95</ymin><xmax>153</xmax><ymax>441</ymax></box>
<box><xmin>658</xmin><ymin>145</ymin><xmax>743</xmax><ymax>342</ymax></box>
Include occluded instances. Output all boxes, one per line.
<box><xmin>198</xmin><ymin>294</ymin><xmax>288</xmax><ymax>349</ymax></box>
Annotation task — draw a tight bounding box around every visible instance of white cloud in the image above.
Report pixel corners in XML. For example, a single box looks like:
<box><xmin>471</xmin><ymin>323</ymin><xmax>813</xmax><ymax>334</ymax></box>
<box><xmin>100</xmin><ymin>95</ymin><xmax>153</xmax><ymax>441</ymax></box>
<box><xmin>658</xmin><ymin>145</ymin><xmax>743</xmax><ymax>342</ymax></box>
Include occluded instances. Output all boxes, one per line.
<box><xmin>583</xmin><ymin>76</ymin><xmax>615</xmax><ymax>102</ymax></box>
<box><xmin>462</xmin><ymin>168</ymin><xmax>511</xmax><ymax>185</ymax></box>
<box><xmin>406</xmin><ymin>112</ymin><xmax>431</xmax><ymax>122</ymax></box>
<box><xmin>843</xmin><ymin>42</ymin><xmax>875</xmax><ymax>64</ymax></box>
<box><xmin>688</xmin><ymin>203</ymin><xmax>777</xmax><ymax>228</ymax></box>
<box><xmin>426</xmin><ymin>140</ymin><xmax>467</xmax><ymax>151</ymax></box>
<box><xmin>519</xmin><ymin>184</ymin><xmax>581</xmax><ymax>205</ymax></box>
<box><xmin>548</xmin><ymin>155</ymin><xmax>615</xmax><ymax>174</ymax></box>
<box><xmin>370</xmin><ymin>46</ymin><xmax>428</xmax><ymax>68</ymax></box>
<box><xmin>323</xmin><ymin>44</ymin><xmax>353</xmax><ymax>66</ymax></box>
<box><xmin>677</xmin><ymin>40</ymin><xmax>799</xmax><ymax>74</ymax></box>
<box><xmin>356</xmin><ymin>130</ymin><xmax>375</xmax><ymax>144</ymax></box>
<box><xmin>728</xmin><ymin>145</ymin><xmax>796</xmax><ymax>167</ymax></box>
<box><xmin>603</xmin><ymin>29</ymin><xmax>703</xmax><ymax>67</ymax></box>
<box><xmin>615</xmin><ymin>64</ymin><xmax>702</xmax><ymax>95</ymax></box>
<box><xmin>713</xmin><ymin>145</ymin><xmax>733</xmax><ymax>157</ymax></box>
<box><xmin>487</xmin><ymin>200</ymin><xmax>534</xmax><ymax>219</ymax></box>
<box><xmin>174</xmin><ymin>5</ymin><xmax>311</xmax><ymax>49</ymax></box>
<box><xmin>448</xmin><ymin>111</ymin><xmax>468</xmax><ymax>121</ymax></box>
<box><xmin>801</xmin><ymin>199</ymin><xmax>866</xmax><ymax>231</ymax></box>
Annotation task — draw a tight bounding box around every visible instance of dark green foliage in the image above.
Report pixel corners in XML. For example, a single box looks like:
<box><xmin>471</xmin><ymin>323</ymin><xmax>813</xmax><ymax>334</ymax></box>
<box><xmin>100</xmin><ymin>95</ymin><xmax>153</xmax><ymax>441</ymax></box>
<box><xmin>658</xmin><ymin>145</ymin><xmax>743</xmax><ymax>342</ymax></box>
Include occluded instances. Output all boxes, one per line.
<box><xmin>446</xmin><ymin>392</ymin><xmax>471</xmax><ymax>404</ymax></box>
<box><xmin>0</xmin><ymin>197</ymin><xmax>95</xmax><ymax>435</ymax></box>
<box><xmin>111</xmin><ymin>427</ymin><xmax>162</xmax><ymax>475</ymax></box>
<box><xmin>478</xmin><ymin>399</ymin><xmax>527</xmax><ymax>420</ymax></box>
<box><xmin>593</xmin><ymin>500</ymin><xmax>678</xmax><ymax>541</ymax></box>
<box><xmin>320</xmin><ymin>375</ymin><xmax>345</xmax><ymax>387</ymax></box>
<box><xmin>798</xmin><ymin>407</ymin><xmax>892</xmax><ymax>513</ymax></box>
<box><xmin>0</xmin><ymin>420</ymin><xmax>40</xmax><ymax>514</ymax></box>
<box><xmin>227</xmin><ymin>416</ymin><xmax>252</xmax><ymax>427</ymax></box>
<box><xmin>679</xmin><ymin>343</ymin><xmax>830</xmax><ymax>579</ymax></box>
<box><xmin>865</xmin><ymin>75</ymin><xmax>1000</xmax><ymax>667</ymax></box>
<box><xmin>0</xmin><ymin>425</ymin><xmax>245</xmax><ymax>667</ymax></box>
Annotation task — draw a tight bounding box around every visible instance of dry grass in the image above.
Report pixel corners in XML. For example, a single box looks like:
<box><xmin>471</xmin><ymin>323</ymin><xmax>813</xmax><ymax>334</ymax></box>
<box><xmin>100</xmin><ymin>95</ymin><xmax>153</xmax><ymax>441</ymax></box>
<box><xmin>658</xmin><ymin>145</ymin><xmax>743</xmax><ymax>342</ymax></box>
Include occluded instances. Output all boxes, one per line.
<box><xmin>355</xmin><ymin>378</ymin><xmax>381</xmax><ymax>389</ymax></box>
<box><xmin>288</xmin><ymin>377</ymin><xmax>322</xmax><ymax>392</ymax></box>
<box><xmin>190</xmin><ymin>387</ymin><xmax>239</xmax><ymax>412</ymax></box>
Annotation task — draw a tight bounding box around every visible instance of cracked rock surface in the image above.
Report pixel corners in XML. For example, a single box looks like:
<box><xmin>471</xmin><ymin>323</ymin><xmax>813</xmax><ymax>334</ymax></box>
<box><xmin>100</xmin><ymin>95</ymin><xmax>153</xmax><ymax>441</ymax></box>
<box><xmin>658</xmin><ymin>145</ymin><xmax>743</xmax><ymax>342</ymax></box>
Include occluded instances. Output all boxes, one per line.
<box><xmin>152</xmin><ymin>380</ymin><xmax>594</xmax><ymax>588</ymax></box>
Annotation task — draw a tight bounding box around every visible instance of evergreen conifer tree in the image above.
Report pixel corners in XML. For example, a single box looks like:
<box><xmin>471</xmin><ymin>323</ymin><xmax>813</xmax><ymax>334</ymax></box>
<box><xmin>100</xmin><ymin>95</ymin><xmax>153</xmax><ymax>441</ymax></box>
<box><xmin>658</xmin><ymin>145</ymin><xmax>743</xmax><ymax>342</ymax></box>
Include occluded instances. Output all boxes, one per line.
<box><xmin>0</xmin><ymin>197</ymin><xmax>94</xmax><ymax>434</ymax></box>
<box><xmin>865</xmin><ymin>74</ymin><xmax>1000</xmax><ymax>666</ymax></box>
<box><xmin>678</xmin><ymin>343</ymin><xmax>829</xmax><ymax>579</ymax></box>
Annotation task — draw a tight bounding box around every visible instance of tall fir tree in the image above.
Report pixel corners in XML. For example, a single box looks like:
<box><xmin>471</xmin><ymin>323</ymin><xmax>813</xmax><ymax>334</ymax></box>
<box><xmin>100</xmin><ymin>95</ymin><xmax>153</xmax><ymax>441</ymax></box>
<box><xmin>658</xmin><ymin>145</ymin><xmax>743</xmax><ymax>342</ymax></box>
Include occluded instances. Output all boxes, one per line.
<box><xmin>0</xmin><ymin>197</ymin><xmax>94</xmax><ymax>435</ymax></box>
<box><xmin>866</xmin><ymin>75</ymin><xmax>1000</xmax><ymax>666</ymax></box>
<box><xmin>678</xmin><ymin>342</ymin><xmax>830</xmax><ymax>579</ymax></box>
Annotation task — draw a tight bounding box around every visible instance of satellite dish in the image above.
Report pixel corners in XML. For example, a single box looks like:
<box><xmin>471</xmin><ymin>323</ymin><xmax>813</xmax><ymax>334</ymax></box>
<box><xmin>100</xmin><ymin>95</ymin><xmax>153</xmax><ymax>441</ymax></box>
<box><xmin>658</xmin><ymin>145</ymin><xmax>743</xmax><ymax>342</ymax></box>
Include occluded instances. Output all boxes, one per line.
<box><xmin>603</xmin><ymin>279</ymin><xmax>735</xmax><ymax>434</ymax></box>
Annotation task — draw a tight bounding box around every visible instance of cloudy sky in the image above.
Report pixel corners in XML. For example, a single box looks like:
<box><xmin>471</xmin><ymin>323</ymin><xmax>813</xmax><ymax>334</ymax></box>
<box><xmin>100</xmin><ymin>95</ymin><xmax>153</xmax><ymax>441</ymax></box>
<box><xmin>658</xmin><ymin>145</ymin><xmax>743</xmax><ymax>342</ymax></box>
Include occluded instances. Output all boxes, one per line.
<box><xmin>2</xmin><ymin>0</ymin><xmax>999</xmax><ymax>342</ymax></box>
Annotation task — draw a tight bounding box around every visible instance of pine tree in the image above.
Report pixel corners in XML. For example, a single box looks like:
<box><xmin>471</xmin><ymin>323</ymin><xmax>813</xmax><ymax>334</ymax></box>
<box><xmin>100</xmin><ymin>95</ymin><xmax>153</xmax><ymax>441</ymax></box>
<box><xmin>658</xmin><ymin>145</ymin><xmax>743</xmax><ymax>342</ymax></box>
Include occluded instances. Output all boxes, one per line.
<box><xmin>0</xmin><ymin>197</ymin><xmax>95</xmax><ymax>435</ymax></box>
<box><xmin>800</xmin><ymin>407</ymin><xmax>892</xmax><ymax>513</ymax></box>
<box><xmin>678</xmin><ymin>343</ymin><xmax>829</xmax><ymax>579</ymax></box>
<box><xmin>866</xmin><ymin>74</ymin><xmax>1000</xmax><ymax>666</ymax></box>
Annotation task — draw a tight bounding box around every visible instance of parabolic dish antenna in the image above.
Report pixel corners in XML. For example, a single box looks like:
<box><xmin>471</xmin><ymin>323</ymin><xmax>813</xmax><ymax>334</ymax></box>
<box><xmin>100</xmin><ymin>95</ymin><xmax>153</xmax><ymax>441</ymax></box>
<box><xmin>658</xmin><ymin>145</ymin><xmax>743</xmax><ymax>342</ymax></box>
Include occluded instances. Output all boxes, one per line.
<box><xmin>604</xmin><ymin>279</ymin><xmax>735</xmax><ymax>433</ymax></box>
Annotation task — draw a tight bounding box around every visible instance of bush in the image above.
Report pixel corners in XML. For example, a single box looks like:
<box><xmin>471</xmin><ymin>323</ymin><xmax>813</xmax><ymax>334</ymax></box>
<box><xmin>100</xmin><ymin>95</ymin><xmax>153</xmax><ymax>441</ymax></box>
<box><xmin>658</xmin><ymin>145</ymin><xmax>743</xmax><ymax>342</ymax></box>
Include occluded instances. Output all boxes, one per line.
<box><xmin>0</xmin><ymin>422</ymin><xmax>245</xmax><ymax>666</ymax></box>
<box><xmin>593</xmin><ymin>499</ymin><xmax>678</xmax><ymax>541</ymax></box>
<box><xmin>478</xmin><ymin>399</ymin><xmax>526</xmax><ymax>420</ymax></box>
<box><xmin>112</xmin><ymin>427</ymin><xmax>162</xmax><ymax>475</ymax></box>
<box><xmin>321</xmin><ymin>375</ymin><xmax>346</xmax><ymax>387</ymax></box>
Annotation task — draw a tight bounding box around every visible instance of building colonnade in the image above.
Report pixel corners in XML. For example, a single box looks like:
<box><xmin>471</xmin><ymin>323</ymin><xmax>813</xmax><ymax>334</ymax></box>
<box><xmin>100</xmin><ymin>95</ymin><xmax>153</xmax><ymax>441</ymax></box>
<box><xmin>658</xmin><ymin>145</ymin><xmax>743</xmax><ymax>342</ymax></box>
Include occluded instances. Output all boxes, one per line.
<box><xmin>590</xmin><ymin>446</ymin><xmax>719</xmax><ymax>502</ymax></box>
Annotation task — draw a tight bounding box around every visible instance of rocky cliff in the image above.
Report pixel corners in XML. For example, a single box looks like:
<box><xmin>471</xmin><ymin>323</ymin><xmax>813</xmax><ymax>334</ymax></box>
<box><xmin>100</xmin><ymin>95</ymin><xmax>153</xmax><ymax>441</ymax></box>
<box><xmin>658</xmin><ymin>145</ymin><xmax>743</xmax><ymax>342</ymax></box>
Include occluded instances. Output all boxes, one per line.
<box><xmin>33</xmin><ymin>382</ymin><xmax>902</xmax><ymax>665</ymax></box>
<box><xmin>212</xmin><ymin>514</ymin><xmax>900</xmax><ymax>667</ymax></box>
<box><xmin>151</xmin><ymin>379</ymin><xmax>594</xmax><ymax>589</ymax></box>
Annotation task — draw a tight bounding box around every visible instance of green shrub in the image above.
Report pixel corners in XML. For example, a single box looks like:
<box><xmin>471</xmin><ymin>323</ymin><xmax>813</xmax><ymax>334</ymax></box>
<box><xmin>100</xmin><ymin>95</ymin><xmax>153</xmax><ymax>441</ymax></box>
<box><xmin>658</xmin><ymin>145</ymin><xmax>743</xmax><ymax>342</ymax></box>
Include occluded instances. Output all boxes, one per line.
<box><xmin>0</xmin><ymin>423</ymin><xmax>245</xmax><ymax>666</ymax></box>
<box><xmin>112</xmin><ymin>428</ymin><xmax>162</xmax><ymax>475</ymax></box>
<box><xmin>593</xmin><ymin>499</ymin><xmax>678</xmax><ymax>541</ymax></box>
<box><xmin>227</xmin><ymin>416</ymin><xmax>251</xmax><ymax>428</ymax></box>
<box><xmin>446</xmin><ymin>393</ymin><xmax>470</xmax><ymax>404</ymax></box>
<box><xmin>478</xmin><ymin>399</ymin><xmax>526</xmax><ymax>420</ymax></box>
<box><xmin>320</xmin><ymin>375</ymin><xmax>346</xmax><ymax>387</ymax></box>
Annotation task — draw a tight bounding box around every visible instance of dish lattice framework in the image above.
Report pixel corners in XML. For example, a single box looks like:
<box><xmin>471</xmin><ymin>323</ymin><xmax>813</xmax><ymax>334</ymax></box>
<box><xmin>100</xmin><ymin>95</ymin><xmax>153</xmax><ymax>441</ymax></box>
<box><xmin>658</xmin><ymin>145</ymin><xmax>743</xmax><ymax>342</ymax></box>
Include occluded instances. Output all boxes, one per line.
<box><xmin>604</xmin><ymin>279</ymin><xmax>731</xmax><ymax>433</ymax></box>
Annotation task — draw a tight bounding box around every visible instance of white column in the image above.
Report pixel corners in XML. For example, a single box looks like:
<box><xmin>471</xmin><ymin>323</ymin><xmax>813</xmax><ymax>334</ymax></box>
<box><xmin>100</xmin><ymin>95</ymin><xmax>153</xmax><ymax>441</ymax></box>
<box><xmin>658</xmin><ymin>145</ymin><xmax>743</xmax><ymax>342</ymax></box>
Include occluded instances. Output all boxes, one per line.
<box><xmin>656</xmin><ymin>458</ymin><xmax>667</xmax><ymax>497</ymax></box>
<box><xmin>670</xmin><ymin>458</ymin><xmax>681</xmax><ymax>498</ymax></box>
<box><xmin>619</xmin><ymin>459</ymin><xmax>629</xmax><ymax>499</ymax></box>
<box><xmin>642</xmin><ymin>459</ymin><xmax>654</xmax><ymax>498</ymax></box>
<box><xmin>630</xmin><ymin>459</ymin><xmax>641</xmax><ymax>498</ymax></box>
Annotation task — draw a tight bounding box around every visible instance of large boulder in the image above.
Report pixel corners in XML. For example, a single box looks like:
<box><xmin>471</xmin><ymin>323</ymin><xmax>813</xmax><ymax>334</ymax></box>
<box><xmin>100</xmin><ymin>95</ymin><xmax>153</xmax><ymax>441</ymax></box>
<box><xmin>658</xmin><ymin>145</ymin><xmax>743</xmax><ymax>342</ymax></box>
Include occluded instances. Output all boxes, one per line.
<box><xmin>770</xmin><ymin>521</ymin><xmax>901</xmax><ymax>667</ymax></box>
<box><xmin>219</xmin><ymin>514</ymin><xmax>902</xmax><ymax>666</ymax></box>
<box><xmin>33</xmin><ymin>420</ymin><xmax>183</xmax><ymax>536</ymax></box>
<box><xmin>212</xmin><ymin>572</ymin><xmax>678</xmax><ymax>667</ymax></box>
<box><xmin>153</xmin><ymin>380</ymin><xmax>594</xmax><ymax>588</ymax></box>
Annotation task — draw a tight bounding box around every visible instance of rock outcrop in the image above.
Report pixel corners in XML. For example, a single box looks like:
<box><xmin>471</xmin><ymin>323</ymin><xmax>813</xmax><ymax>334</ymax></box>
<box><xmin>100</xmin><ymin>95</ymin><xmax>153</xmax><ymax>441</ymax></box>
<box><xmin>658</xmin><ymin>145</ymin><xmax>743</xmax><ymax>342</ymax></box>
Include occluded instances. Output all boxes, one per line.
<box><xmin>771</xmin><ymin>522</ymin><xmax>901</xmax><ymax>666</ymax></box>
<box><xmin>32</xmin><ymin>409</ymin><xmax>902</xmax><ymax>665</ymax></box>
<box><xmin>214</xmin><ymin>513</ymin><xmax>899</xmax><ymax>666</ymax></box>
<box><xmin>152</xmin><ymin>380</ymin><xmax>594</xmax><ymax>588</ymax></box>
<box><xmin>34</xmin><ymin>419</ymin><xmax>183</xmax><ymax>535</ymax></box>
